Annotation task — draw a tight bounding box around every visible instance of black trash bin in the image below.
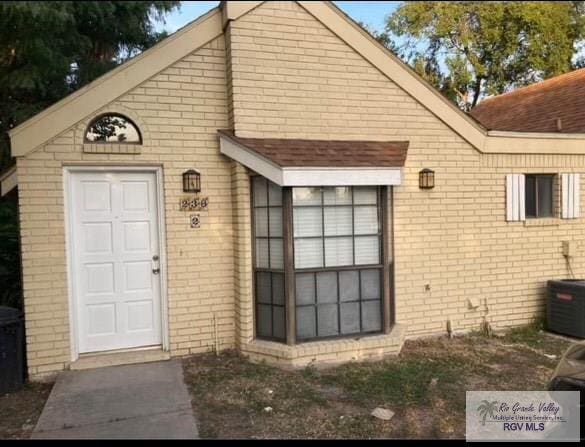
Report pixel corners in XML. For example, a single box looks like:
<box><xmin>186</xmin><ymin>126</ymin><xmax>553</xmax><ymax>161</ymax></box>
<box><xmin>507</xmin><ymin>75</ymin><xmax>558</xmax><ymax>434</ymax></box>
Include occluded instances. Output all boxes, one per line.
<box><xmin>0</xmin><ymin>307</ymin><xmax>25</xmax><ymax>394</ymax></box>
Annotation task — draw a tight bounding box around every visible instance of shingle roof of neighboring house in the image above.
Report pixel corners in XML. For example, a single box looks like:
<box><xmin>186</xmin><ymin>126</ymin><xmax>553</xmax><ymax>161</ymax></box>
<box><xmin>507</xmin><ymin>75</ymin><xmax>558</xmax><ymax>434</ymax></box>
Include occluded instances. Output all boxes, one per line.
<box><xmin>470</xmin><ymin>68</ymin><xmax>585</xmax><ymax>133</ymax></box>
<box><xmin>217</xmin><ymin>130</ymin><xmax>409</xmax><ymax>167</ymax></box>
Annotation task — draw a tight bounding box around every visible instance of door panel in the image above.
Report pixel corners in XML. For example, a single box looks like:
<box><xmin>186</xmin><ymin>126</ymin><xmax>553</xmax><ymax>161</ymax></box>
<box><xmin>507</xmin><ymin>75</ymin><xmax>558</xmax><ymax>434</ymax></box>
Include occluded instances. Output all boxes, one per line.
<box><xmin>70</xmin><ymin>171</ymin><xmax>162</xmax><ymax>353</ymax></box>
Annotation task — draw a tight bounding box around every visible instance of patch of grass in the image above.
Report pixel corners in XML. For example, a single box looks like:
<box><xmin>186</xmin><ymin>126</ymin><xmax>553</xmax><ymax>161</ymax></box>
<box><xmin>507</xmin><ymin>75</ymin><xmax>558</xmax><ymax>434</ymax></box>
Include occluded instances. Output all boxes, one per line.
<box><xmin>301</xmin><ymin>362</ymin><xmax>319</xmax><ymax>380</ymax></box>
<box><xmin>501</xmin><ymin>319</ymin><xmax>544</xmax><ymax>345</ymax></box>
<box><xmin>499</xmin><ymin>320</ymin><xmax>571</xmax><ymax>357</ymax></box>
<box><xmin>182</xmin><ymin>331</ymin><xmax>569</xmax><ymax>439</ymax></box>
<box><xmin>185</xmin><ymin>352</ymin><xmax>327</xmax><ymax>437</ymax></box>
<box><xmin>321</xmin><ymin>354</ymin><xmax>465</xmax><ymax>407</ymax></box>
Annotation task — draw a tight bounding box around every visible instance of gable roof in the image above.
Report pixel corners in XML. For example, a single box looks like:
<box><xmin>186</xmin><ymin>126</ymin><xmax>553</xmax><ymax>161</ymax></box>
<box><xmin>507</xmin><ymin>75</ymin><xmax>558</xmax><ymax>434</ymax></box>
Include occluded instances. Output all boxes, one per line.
<box><xmin>9</xmin><ymin>5</ymin><xmax>223</xmax><ymax>157</ymax></box>
<box><xmin>298</xmin><ymin>1</ymin><xmax>487</xmax><ymax>150</ymax></box>
<box><xmin>470</xmin><ymin>68</ymin><xmax>585</xmax><ymax>133</ymax></box>
<box><xmin>8</xmin><ymin>1</ymin><xmax>585</xmax><ymax>158</ymax></box>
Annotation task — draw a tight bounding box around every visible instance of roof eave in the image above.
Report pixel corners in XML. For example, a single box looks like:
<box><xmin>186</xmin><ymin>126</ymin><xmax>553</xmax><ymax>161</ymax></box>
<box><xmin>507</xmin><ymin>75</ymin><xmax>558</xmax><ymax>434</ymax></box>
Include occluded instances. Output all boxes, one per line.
<box><xmin>218</xmin><ymin>131</ymin><xmax>403</xmax><ymax>186</ymax></box>
<box><xmin>9</xmin><ymin>6</ymin><xmax>223</xmax><ymax>157</ymax></box>
<box><xmin>0</xmin><ymin>165</ymin><xmax>17</xmax><ymax>197</ymax></box>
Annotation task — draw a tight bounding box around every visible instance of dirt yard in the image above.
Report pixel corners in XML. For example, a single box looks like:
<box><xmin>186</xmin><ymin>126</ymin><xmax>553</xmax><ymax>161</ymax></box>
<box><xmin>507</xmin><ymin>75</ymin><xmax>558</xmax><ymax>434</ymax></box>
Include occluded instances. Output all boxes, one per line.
<box><xmin>182</xmin><ymin>324</ymin><xmax>572</xmax><ymax>439</ymax></box>
<box><xmin>0</xmin><ymin>324</ymin><xmax>573</xmax><ymax>440</ymax></box>
<box><xmin>0</xmin><ymin>381</ymin><xmax>53</xmax><ymax>439</ymax></box>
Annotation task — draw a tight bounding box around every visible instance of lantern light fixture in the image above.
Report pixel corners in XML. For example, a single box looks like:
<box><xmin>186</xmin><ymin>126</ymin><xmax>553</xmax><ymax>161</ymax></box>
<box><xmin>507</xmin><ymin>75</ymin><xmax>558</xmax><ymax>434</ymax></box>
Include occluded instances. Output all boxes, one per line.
<box><xmin>183</xmin><ymin>169</ymin><xmax>201</xmax><ymax>193</ymax></box>
<box><xmin>419</xmin><ymin>168</ymin><xmax>435</xmax><ymax>189</ymax></box>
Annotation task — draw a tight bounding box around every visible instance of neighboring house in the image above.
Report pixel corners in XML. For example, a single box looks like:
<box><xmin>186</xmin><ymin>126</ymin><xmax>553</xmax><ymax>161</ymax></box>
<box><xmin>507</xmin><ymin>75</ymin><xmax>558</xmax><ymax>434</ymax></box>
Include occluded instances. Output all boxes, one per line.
<box><xmin>470</xmin><ymin>68</ymin><xmax>585</xmax><ymax>133</ymax></box>
<box><xmin>4</xmin><ymin>1</ymin><xmax>585</xmax><ymax>379</ymax></box>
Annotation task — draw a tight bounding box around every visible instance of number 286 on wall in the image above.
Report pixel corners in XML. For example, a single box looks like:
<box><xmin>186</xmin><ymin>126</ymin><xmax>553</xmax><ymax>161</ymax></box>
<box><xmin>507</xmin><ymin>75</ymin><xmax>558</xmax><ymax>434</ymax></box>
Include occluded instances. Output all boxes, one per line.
<box><xmin>179</xmin><ymin>197</ymin><xmax>209</xmax><ymax>211</ymax></box>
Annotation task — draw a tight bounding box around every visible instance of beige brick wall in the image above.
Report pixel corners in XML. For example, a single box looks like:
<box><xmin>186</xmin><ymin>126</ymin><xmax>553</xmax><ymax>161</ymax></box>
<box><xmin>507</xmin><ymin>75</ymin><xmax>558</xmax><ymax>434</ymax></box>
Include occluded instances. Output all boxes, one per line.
<box><xmin>227</xmin><ymin>1</ymin><xmax>585</xmax><ymax>339</ymax></box>
<box><xmin>18</xmin><ymin>1</ymin><xmax>585</xmax><ymax>376</ymax></box>
<box><xmin>17</xmin><ymin>37</ymin><xmax>235</xmax><ymax>376</ymax></box>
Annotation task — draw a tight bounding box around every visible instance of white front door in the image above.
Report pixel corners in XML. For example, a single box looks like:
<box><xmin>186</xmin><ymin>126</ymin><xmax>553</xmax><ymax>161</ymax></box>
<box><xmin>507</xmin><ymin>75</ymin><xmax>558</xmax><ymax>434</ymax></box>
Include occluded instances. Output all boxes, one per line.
<box><xmin>69</xmin><ymin>171</ymin><xmax>162</xmax><ymax>354</ymax></box>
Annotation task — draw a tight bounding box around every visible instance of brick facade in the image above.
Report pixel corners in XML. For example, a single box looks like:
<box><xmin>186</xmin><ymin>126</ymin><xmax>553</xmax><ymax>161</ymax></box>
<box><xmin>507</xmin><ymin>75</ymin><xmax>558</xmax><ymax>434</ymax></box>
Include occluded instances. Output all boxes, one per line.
<box><xmin>18</xmin><ymin>37</ymin><xmax>235</xmax><ymax>376</ymax></box>
<box><xmin>227</xmin><ymin>1</ymin><xmax>585</xmax><ymax>340</ymax></box>
<box><xmin>14</xmin><ymin>2</ymin><xmax>585</xmax><ymax>376</ymax></box>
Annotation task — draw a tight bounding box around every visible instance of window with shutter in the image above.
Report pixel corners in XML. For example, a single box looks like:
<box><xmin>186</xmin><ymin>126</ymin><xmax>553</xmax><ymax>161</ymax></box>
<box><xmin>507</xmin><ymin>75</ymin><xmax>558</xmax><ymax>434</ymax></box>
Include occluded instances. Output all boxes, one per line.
<box><xmin>525</xmin><ymin>174</ymin><xmax>554</xmax><ymax>219</ymax></box>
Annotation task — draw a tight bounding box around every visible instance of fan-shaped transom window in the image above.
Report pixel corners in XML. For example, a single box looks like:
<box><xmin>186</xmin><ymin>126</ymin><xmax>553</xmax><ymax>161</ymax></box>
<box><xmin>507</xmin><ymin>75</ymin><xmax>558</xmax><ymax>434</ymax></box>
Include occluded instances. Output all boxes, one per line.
<box><xmin>85</xmin><ymin>113</ymin><xmax>142</xmax><ymax>144</ymax></box>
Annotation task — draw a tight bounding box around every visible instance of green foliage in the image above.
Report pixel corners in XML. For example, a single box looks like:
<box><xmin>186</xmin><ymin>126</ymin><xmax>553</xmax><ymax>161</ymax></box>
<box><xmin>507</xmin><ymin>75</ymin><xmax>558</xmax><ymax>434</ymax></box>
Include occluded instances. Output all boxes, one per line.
<box><xmin>0</xmin><ymin>1</ymin><xmax>179</xmax><ymax>309</ymax></box>
<box><xmin>383</xmin><ymin>1</ymin><xmax>585</xmax><ymax>110</ymax></box>
<box><xmin>322</xmin><ymin>356</ymin><xmax>463</xmax><ymax>406</ymax></box>
<box><xmin>0</xmin><ymin>1</ymin><xmax>179</xmax><ymax>171</ymax></box>
<box><xmin>357</xmin><ymin>21</ymin><xmax>400</xmax><ymax>55</ymax></box>
<box><xmin>502</xmin><ymin>319</ymin><xmax>545</xmax><ymax>343</ymax></box>
<box><xmin>0</xmin><ymin>201</ymin><xmax>22</xmax><ymax>309</ymax></box>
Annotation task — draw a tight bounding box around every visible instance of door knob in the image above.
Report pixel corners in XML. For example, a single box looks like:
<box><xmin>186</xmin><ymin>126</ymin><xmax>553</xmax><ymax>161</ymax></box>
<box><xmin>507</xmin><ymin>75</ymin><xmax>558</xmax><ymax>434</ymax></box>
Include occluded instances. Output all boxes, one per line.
<box><xmin>152</xmin><ymin>268</ymin><xmax>160</xmax><ymax>275</ymax></box>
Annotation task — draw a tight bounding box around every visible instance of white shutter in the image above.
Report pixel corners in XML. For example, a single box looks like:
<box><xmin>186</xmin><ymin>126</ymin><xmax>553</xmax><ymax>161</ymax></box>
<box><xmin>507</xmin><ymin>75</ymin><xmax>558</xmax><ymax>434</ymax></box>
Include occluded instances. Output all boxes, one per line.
<box><xmin>575</xmin><ymin>174</ymin><xmax>581</xmax><ymax>218</ymax></box>
<box><xmin>562</xmin><ymin>173</ymin><xmax>581</xmax><ymax>219</ymax></box>
<box><xmin>506</xmin><ymin>174</ymin><xmax>525</xmax><ymax>221</ymax></box>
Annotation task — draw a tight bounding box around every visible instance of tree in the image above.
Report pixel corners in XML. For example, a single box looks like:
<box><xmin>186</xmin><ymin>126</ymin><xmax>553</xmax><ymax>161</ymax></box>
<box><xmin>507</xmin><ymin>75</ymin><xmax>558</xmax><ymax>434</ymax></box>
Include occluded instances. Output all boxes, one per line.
<box><xmin>0</xmin><ymin>201</ymin><xmax>22</xmax><ymax>309</ymax></box>
<box><xmin>358</xmin><ymin>21</ymin><xmax>400</xmax><ymax>55</ymax></box>
<box><xmin>384</xmin><ymin>1</ymin><xmax>585</xmax><ymax>110</ymax></box>
<box><xmin>0</xmin><ymin>1</ymin><xmax>179</xmax><ymax>170</ymax></box>
<box><xmin>0</xmin><ymin>1</ymin><xmax>179</xmax><ymax>310</ymax></box>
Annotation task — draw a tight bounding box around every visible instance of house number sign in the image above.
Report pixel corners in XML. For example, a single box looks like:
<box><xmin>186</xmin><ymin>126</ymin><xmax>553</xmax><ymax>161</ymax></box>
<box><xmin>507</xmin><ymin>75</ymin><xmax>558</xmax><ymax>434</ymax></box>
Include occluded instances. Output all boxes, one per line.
<box><xmin>181</xmin><ymin>197</ymin><xmax>208</xmax><ymax>229</ymax></box>
<box><xmin>179</xmin><ymin>197</ymin><xmax>209</xmax><ymax>211</ymax></box>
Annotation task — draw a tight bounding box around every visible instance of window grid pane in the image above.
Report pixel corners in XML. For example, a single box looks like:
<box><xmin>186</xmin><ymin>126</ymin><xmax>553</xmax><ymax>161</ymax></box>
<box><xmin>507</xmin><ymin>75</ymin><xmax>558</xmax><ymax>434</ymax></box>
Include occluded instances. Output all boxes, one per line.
<box><xmin>252</xmin><ymin>177</ymin><xmax>286</xmax><ymax>341</ymax></box>
<box><xmin>293</xmin><ymin>187</ymin><xmax>382</xmax><ymax>270</ymax></box>
<box><xmin>324</xmin><ymin>207</ymin><xmax>352</xmax><ymax>236</ymax></box>
<box><xmin>525</xmin><ymin>174</ymin><xmax>555</xmax><ymax>219</ymax></box>
<box><xmin>537</xmin><ymin>176</ymin><xmax>553</xmax><ymax>217</ymax></box>
<box><xmin>525</xmin><ymin>175</ymin><xmax>536</xmax><ymax>218</ymax></box>
<box><xmin>293</xmin><ymin>186</ymin><xmax>383</xmax><ymax>341</ymax></box>
<box><xmin>324</xmin><ymin>237</ymin><xmax>353</xmax><ymax>267</ymax></box>
<box><xmin>323</xmin><ymin>187</ymin><xmax>352</xmax><ymax>205</ymax></box>
<box><xmin>254</xmin><ymin>181</ymin><xmax>385</xmax><ymax>343</ymax></box>
<box><xmin>295</xmin><ymin>268</ymin><xmax>383</xmax><ymax>341</ymax></box>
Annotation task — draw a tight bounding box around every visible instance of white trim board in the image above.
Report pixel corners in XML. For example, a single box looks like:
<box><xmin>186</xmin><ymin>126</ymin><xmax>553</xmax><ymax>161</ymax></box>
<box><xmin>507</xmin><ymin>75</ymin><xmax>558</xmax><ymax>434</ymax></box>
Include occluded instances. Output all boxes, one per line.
<box><xmin>0</xmin><ymin>166</ymin><xmax>17</xmax><ymax>196</ymax></box>
<box><xmin>219</xmin><ymin>133</ymin><xmax>402</xmax><ymax>186</ymax></box>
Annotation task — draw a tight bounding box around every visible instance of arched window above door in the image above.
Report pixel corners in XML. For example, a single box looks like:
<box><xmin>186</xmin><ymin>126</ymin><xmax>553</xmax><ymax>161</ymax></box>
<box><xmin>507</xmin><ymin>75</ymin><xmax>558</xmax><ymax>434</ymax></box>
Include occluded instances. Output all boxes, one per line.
<box><xmin>85</xmin><ymin>113</ymin><xmax>142</xmax><ymax>144</ymax></box>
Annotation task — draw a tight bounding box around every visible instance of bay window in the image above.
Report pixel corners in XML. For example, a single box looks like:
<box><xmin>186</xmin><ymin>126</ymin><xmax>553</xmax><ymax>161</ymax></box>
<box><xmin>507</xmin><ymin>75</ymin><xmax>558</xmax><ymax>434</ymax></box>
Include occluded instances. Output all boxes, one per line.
<box><xmin>252</xmin><ymin>177</ymin><xmax>285</xmax><ymax>341</ymax></box>
<box><xmin>252</xmin><ymin>178</ymin><xmax>392</xmax><ymax>344</ymax></box>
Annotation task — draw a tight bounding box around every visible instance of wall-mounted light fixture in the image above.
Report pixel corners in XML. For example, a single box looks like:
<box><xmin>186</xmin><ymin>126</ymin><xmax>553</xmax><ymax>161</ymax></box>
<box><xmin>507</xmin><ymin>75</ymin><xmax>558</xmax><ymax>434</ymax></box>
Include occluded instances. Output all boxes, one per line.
<box><xmin>182</xmin><ymin>169</ymin><xmax>201</xmax><ymax>193</ymax></box>
<box><xmin>419</xmin><ymin>168</ymin><xmax>435</xmax><ymax>189</ymax></box>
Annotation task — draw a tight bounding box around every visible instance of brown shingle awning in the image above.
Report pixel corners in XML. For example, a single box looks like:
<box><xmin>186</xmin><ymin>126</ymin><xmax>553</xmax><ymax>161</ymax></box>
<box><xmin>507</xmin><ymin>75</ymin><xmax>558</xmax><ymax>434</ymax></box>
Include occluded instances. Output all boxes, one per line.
<box><xmin>218</xmin><ymin>130</ymin><xmax>408</xmax><ymax>186</ymax></box>
<box><xmin>218</xmin><ymin>129</ymin><xmax>408</xmax><ymax>168</ymax></box>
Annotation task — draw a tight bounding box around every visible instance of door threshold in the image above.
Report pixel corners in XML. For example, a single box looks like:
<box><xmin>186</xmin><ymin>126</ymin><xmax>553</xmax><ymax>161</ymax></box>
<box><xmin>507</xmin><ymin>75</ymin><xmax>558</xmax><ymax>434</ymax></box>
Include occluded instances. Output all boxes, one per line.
<box><xmin>71</xmin><ymin>347</ymin><xmax>170</xmax><ymax>371</ymax></box>
<box><xmin>78</xmin><ymin>345</ymin><xmax>162</xmax><ymax>358</ymax></box>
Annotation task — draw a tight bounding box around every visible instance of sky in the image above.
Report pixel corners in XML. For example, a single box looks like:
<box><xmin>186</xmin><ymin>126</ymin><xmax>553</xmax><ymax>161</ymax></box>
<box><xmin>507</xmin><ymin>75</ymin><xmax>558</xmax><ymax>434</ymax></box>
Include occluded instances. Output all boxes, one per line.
<box><xmin>154</xmin><ymin>1</ymin><xmax>400</xmax><ymax>34</ymax></box>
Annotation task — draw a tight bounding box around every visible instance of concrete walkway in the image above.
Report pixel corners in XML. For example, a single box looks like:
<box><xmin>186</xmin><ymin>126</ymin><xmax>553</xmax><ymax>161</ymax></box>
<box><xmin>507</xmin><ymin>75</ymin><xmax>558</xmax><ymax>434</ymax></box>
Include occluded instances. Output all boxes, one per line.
<box><xmin>32</xmin><ymin>359</ymin><xmax>198</xmax><ymax>439</ymax></box>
